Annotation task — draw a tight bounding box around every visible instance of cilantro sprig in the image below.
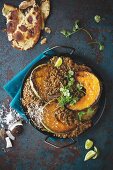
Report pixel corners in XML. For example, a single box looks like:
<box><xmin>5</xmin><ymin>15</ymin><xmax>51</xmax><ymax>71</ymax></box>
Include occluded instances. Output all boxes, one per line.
<box><xmin>58</xmin><ymin>70</ymin><xmax>85</xmax><ymax>107</ymax></box>
<box><xmin>76</xmin><ymin>83</ymin><xmax>86</xmax><ymax>94</ymax></box>
<box><xmin>78</xmin><ymin>108</ymin><xmax>95</xmax><ymax>121</ymax></box>
<box><xmin>60</xmin><ymin>20</ymin><xmax>93</xmax><ymax>40</ymax></box>
<box><xmin>60</xmin><ymin>19</ymin><xmax>104</xmax><ymax>52</ymax></box>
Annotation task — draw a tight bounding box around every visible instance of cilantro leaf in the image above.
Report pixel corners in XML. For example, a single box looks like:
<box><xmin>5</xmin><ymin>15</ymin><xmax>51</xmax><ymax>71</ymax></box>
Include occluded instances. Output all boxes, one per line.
<box><xmin>99</xmin><ymin>44</ymin><xmax>104</xmax><ymax>51</ymax></box>
<box><xmin>73</xmin><ymin>20</ymin><xmax>80</xmax><ymax>31</ymax></box>
<box><xmin>88</xmin><ymin>41</ymin><xmax>104</xmax><ymax>51</ymax></box>
<box><xmin>78</xmin><ymin>111</ymin><xmax>86</xmax><ymax>121</ymax></box>
<box><xmin>78</xmin><ymin>107</ymin><xmax>95</xmax><ymax>121</ymax></box>
<box><xmin>76</xmin><ymin>83</ymin><xmax>83</xmax><ymax>90</ymax></box>
<box><xmin>87</xmin><ymin>108</ymin><xmax>95</xmax><ymax>114</ymax></box>
<box><xmin>94</xmin><ymin>15</ymin><xmax>101</xmax><ymax>23</ymax></box>
<box><xmin>58</xmin><ymin>70</ymin><xmax>85</xmax><ymax>107</ymax></box>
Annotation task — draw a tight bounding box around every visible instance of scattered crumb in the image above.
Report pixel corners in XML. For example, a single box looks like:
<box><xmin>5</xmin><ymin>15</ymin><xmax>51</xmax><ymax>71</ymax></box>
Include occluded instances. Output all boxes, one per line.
<box><xmin>40</xmin><ymin>37</ymin><xmax>47</xmax><ymax>45</ymax></box>
<box><xmin>0</xmin><ymin>128</ymin><xmax>6</xmax><ymax>139</ymax></box>
<box><xmin>2</xmin><ymin>148</ymin><xmax>7</xmax><ymax>152</ymax></box>
<box><xmin>0</xmin><ymin>105</ymin><xmax>22</xmax><ymax>128</ymax></box>
<box><xmin>2</xmin><ymin>28</ymin><xmax>6</xmax><ymax>32</ymax></box>
<box><xmin>45</xmin><ymin>27</ymin><xmax>51</xmax><ymax>34</ymax></box>
<box><xmin>41</xmin><ymin>36</ymin><xmax>44</xmax><ymax>39</ymax></box>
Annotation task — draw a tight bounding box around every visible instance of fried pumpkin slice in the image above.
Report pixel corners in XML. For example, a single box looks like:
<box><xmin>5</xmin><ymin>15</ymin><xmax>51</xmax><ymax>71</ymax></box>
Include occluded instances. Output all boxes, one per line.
<box><xmin>68</xmin><ymin>71</ymin><xmax>101</xmax><ymax>111</ymax></box>
<box><xmin>30</xmin><ymin>64</ymin><xmax>52</xmax><ymax>100</ymax></box>
<box><xmin>42</xmin><ymin>99</ymin><xmax>78</xmax><ymax>133</ymax></box>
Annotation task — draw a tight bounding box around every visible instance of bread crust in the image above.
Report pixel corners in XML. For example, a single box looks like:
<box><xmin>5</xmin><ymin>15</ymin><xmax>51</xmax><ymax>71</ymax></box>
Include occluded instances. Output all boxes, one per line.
<box><xmin>40</xmin><ymin>0</ymin><xmax>50</xmax><ymax>20</ymax></box>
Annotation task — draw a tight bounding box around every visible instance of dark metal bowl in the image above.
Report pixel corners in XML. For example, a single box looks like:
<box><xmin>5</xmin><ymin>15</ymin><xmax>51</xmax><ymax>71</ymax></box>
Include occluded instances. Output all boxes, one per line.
<box><xmin>20</xmin><ymin>46</ymin><xmax>106</xmax><ymax>148</ymax></box>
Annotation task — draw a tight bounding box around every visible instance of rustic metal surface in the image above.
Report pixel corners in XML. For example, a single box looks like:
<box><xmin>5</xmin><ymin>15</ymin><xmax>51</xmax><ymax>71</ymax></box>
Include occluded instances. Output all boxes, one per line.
<box><xmin>0</xmin><ymin>0</ymin><xmax>113</xmax><ymax>170</ymax></box>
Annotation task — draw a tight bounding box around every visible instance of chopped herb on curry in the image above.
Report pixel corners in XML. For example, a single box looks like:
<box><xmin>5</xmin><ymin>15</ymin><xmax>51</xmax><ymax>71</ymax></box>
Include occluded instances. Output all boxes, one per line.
<box><xmin>78</xmin><ymin>108</ymin><xmax>95</xmax><ymax>121</ymax></box>
<box><xmin>58</xmin><ymin>70</ymin><xmax>85</xmax><ymax>107</ymax></box>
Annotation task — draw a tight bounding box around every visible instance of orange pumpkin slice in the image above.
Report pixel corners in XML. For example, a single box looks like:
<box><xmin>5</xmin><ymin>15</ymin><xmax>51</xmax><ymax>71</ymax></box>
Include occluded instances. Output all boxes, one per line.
<box><xmin>68</xmin><ymin>71</ymin><xmax>101</xmax><ymax>111</ymax></box>
<box><xmin>42</xmin><ymin>99</ymin><xmax>77</xmax><ymax>133</ymax></box>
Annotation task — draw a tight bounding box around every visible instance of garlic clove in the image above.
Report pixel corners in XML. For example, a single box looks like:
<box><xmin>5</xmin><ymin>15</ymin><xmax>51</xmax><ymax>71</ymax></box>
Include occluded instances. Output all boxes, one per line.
<box><xmin>6</xmin><ymin>130</ymin><xmax>15</xmax><ymax>140</ymax></box>
<box><xmin>5</xmin><ymin>137</ymin><xmax>12</xmax><ymax>148</ymax></box>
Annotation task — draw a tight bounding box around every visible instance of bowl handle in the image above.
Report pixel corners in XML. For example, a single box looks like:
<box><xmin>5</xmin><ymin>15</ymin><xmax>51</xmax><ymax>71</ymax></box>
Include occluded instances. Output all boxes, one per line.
<box><xmin>43</xmin><ymin>45</ymin><xmax>75</xmax><ymax>55</ymax></box>
<box><xmin>44</xmin><ymin>136</ymin><xmax>76</xmax><ymax>148</ymax></box>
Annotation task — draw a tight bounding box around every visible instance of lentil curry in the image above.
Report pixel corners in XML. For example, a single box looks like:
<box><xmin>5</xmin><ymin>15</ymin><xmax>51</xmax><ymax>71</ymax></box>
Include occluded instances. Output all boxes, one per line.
<box><xmin>21</xmin><ymin>56</ymin><xmax>101</xmax><ymax>138</ymax></box>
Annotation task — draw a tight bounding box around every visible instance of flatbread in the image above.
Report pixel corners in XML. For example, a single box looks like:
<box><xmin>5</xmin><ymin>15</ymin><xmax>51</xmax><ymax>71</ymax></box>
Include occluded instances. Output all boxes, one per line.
<box><xmin>2</xmin><ymin>3</ymin><xmax>44</xmax><ymax>50</ymax></box>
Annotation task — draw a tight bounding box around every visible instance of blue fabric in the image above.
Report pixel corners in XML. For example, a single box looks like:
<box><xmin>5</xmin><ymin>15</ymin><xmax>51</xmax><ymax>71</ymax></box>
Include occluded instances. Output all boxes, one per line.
<box><xmin>3</xmin><ymin>48</ymin><xmax>54</xmax><ymax>121</ymax></box>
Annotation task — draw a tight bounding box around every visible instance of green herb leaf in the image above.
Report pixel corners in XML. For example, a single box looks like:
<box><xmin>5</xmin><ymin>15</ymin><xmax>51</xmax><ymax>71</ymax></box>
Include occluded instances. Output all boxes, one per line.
<box><xmin>87</xmin><ymin>108</ymin><xmax>95</xmax><ymax>114</ymax></box>
<box><xmin>68</xmin><ymin>70</ymin><xmax>74</xmax><ymax>76</ymax></box>
<box><xmin>78</xmin><ymin>107</ymin><xmax>94</xmax><ymax>121</ymax></box>
<box><xmin>94</xmin><ymin>15</ymin><xmax>101</xmax><ymax>23</ymax></box>
<box><xmin>73</xmin><ymin>20</ymin><xmax>80</xmax><ymax>31</ymax></box>
<box><xmin>74</xmin><ymin>20</ymin><xmax>80</xmax><ymax>29</ymax></box>
<box><xmin>58</xmin><ymin>70</ymin><xmax>85</xmax><ymax>107</ymax></box>
<box><xmin>78</xmin><ymin>111</ymin><xmax>86</xmax><ymax>121</ymax></box>
<box><xmin>88</xmin><ymin>41</ymin><xmax>104</xmax><ymax>51</ymax></box>
<box><xmin>66</xmin><ymin>31</ymin><xmax>72</xmax><ymax>37</ymax></box>
<box><xmin>76</xmin><ymin>83</ymin><xmax>83</xmax><ymax>91</ymax></box>
<box><xmin>60</xmin><ymin>29</ymin><xmax>67</xmax><ymax>36</ymax></box>
<box><xmin>70</xmin><ymin>97</ymin><xmax>78</xmax><ymax>105</ymax></box>
<box><xmin>60</xmin><ymin>30</ymin><xmax>72</xmax><ymax>38</ymax></box>
<box><xmin>60</xmin><ymin>20</ymin><xmax>92</xmax><ymax>40</ymax></box>
<box><xmin>99</xmin><ymin>44</ymin><xmax>104</xmax><ymax>51</ymax></box>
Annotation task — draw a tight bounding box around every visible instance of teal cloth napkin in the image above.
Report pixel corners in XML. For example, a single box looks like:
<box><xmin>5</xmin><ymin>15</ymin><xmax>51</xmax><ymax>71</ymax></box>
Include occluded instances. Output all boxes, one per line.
<box><xmin>3</xmin><ymin>48</ymin><xmax>54</xmax><ymax>121</ymax></box>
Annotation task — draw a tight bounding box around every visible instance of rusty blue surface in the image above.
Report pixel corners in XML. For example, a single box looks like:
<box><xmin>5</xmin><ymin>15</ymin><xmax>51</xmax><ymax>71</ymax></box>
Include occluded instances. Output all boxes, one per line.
<box><xmin>0</xmin><ymin>0</ymin><xmax>113</xmax><ymax>170</ymax></box>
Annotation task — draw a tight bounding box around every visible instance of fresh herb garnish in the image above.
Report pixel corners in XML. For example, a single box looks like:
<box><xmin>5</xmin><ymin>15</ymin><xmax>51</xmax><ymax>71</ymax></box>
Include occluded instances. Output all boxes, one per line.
<box><xmin>78</xmin><ymin>111</ymin><xmax>86</xmax><ymax>121</ymax></box>
<box><xmin>87</xmin><ymin>108</ymin><xmax>95</xmax><ymax>114</ymax></box>
<box><xmin>60</xmin><ymin>20</ymin><xmax>93</xmax><ymax>40</ymax></box>
<box><xmin>58</xmin><ymin>70</ymin><xmax>76</xmax><ymax>107</ymax></box>
<box><xmin>94</xmin><ymin>15</ymin><xmax>101</xmax><ymax>23</ymax></box>
<box><xmin>78</xmin><ymin>108</ymin><xmax>95</xmax><ymax>121</ymax></box>
<box><xmin>99</xmin><ymin>44</ymin><xmax>104</xmax><ymax>51</ymax></box>
<box><xmin>68</xmin><ymin>70</ymin><xmax>74</xmax><ymax>76</ymax></box>
<box><xmin>76</xmin><ymin>83</ymin><xmax>84</xmax><ymax>91</ymax></box>
<box><xmin>61</xmin><ymin>19</ymin><xmax>105</xmax><ymax>52</ymax></box>
<box><xmin>58</xmin><ymin>70</ymin><xmax>85</xmax><ymax>107</ymax></box>
<box><xmin>88</xmin><ymin>41</ymin><xmax>104</xmax><ymax>51</ymax></box>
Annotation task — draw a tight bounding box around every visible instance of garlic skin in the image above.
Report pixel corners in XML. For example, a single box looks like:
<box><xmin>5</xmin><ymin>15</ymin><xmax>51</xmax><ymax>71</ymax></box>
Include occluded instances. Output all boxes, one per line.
<box><xmin>5</xmin><ymin>137</ymin><xmax>12</xmax><ymax>148</ymax></box>
<box><xmin>6</xmin><ymin>131</ymin><xmax>15</xmax><ymax>140</ymax></box>
<box><xmin>8</xmin><ymin>121</ymin><xmax>23</xmax><ymax>135</ymax></box>
<box><xmin>8</xmin><ymin>121</ymin><xmax>23</xmax><ymax>131</ymax></box>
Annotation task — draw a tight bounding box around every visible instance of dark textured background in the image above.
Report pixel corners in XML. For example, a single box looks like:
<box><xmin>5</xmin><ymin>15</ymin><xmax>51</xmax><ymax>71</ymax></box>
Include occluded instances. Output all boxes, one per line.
<box><xmin>0</xmin><ymin>0</ymin><xmax>113</xmax><ymax>170</ymax></box>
